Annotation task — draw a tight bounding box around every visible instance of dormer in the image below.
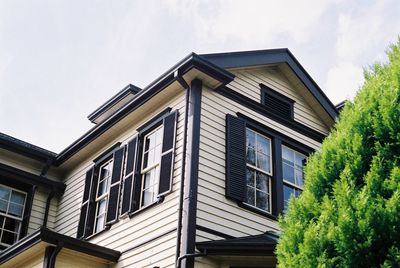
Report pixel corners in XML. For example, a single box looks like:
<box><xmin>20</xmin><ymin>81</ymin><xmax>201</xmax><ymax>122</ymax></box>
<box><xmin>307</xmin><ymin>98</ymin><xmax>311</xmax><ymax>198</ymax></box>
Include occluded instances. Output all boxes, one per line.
<box><xmin>87</xmin><ymin>84</ymin><xmax>141</xmax><ymax>124</ymax></box>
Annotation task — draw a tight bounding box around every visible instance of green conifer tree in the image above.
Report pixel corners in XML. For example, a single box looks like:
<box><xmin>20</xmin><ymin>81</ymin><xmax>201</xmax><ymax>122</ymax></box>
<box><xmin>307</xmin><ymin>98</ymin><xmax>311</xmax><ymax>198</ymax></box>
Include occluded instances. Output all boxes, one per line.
<box><xmin>277</xmin><ymin>40</ymin><xmax>400</xmax><ymax>267</ymax></box>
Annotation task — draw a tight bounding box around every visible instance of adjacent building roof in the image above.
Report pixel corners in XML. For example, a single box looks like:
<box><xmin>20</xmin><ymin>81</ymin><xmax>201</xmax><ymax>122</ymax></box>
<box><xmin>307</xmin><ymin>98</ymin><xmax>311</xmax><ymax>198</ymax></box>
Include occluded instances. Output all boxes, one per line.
<box><xmin>0</xmin><ymin>227</ymin><xmax>121</xmax><ymax>266</ymax></box>
<box><xmin>196</xmin><ymin>231</ymin><xmax>279</xmax><ymax>256</ymax></box>
<box><xmin>0</xmin><ymin>132</ymin><xmax>56</xmax><ymax>163</ymax></box>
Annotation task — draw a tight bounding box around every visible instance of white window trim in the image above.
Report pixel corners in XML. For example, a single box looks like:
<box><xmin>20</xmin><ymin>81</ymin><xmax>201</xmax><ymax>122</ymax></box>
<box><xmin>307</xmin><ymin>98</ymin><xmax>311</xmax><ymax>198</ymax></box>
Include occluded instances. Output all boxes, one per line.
<box><xmin>0</xmin><ymin>184</ymin><xmax>27</xmax><ymax>248</ymax></box>
<box><xmin>140</xmin><ymin>126</ymin><xmax>163</xmax><ymax>208</ymax></box>
<box><xmin>94</xmin><ymin>159</ymin><xmax>113</xmax><ymax>233</ymax></box>
<box><xmin>245</xmin><ymin>128</ymin><xmax>273</xmax><ymax>213</ymax></box>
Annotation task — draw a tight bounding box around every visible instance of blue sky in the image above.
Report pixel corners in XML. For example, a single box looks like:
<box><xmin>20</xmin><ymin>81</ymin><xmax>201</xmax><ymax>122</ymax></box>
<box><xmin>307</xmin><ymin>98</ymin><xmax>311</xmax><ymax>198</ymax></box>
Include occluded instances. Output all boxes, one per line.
<box><xmin>1</xmin><ymin>0</ymin><xmax>399</xmax><ymax>152</ymax></box>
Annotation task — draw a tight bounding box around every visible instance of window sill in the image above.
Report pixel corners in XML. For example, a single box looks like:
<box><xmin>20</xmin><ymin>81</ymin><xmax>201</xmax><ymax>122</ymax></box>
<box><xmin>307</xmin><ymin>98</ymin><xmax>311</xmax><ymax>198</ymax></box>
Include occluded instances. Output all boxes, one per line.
<box><xmin>238</xmin><ymin>202</ymin><xmax>278</xmax><ymax>221</ymax></box>
<box><xmin>128</xmin><ymin>196</ymin><xmax>165</xmax><ymax>218</ymax></box>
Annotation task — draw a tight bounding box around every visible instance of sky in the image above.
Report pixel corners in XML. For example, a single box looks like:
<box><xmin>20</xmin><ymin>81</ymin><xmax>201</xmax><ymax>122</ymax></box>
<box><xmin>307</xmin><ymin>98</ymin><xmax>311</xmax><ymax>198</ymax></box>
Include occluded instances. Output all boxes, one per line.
<box><xmin>1</xmin><ymin>0</ymin><xmax>399</xmax><ymax>153</ymax></box>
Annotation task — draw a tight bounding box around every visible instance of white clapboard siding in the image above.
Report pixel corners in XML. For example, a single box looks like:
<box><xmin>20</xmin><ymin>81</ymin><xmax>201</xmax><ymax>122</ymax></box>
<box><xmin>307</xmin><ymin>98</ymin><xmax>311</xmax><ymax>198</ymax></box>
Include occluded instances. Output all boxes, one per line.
<box><xmin>196</xmin><ymin>87</ymin><xmax>322</xmax><ymax>243</ymax></box>
<box><xmin>229</xmin><ymin>67</ymin><xmax>330</xmax><ymax>134</ymax></box>
<box><xmin>54</xmin><ymin>92</ymin><xmax>186</xmax><ymax>268</ymax></box>
<box><xmin>28</xmin><ymin>188</ymin><xmax>57</xmax><ymax>233</ymax></box>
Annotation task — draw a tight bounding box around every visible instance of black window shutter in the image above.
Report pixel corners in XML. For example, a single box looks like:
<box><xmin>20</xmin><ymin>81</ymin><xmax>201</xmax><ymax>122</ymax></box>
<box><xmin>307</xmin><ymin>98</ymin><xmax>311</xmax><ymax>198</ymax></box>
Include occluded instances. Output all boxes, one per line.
<box><xmin>84</xmin><ymin>167</ymin><xmax>99</xmax><ymax>238</ymax></box>
<box><xmin>106</xmin><ymin>146</ymin><xmax>125</xmax><ymax>225</ymax></box>
<box><xmin>121</xmin><ymin>137</ymin><xmax>138</xmax><ymax>215</ymax></box>
<box><xmin>77</xmin><ymin>167</ymin><xmax>95</xmax><ymax>239</ymax></box>
<box><xmin>158</xmin><ymin>111</ymin><xmax>178</xmax><ymax>196</ymax></box>
<box><xmin>226</xmin><ymin>114</ymin><xmax>246</xmax><ymax>202</ymax></box>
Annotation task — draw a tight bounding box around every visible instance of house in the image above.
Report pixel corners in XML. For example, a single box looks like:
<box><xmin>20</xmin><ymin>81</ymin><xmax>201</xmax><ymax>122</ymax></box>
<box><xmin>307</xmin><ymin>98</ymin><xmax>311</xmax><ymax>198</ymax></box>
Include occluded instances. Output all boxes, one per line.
<box><xmin>0</xmin><ymin>49</ymin><xmax>338</xmax><ymax>268</ymax></box>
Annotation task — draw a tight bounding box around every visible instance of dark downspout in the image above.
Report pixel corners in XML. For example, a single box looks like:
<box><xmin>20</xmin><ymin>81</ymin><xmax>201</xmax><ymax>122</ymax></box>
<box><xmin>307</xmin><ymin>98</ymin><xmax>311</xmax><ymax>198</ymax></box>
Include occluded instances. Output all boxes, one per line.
<box><xmin>41</xmin><ymin>159</ymin><xmax>55</xmax><ymax>228</ymax></box>
<box><xmin>179</xmin><ymin>79</ymin><xmax>202</xmax><ymax>268</ymax></box>
<box><xmin>43</xmin><ymin>242</ymin><xmax>63</xmax><ymax>268</ymax></box>
<box><xmin>175</xmin><ymin>71</ymin><xmax>190</xmax><ymax>265</ymax></box>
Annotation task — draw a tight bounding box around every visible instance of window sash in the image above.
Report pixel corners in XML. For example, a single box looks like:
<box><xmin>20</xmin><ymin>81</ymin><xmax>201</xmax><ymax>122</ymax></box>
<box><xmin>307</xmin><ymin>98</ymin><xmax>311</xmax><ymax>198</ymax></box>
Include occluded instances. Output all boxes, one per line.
<box><xmin>282</xmin><ymin>145</ymin><xmax>305</xmax><ymax>189</ymax></box>
<box><xmin>140</xmin><ymin>126</ymin><xmax>164</xmax><ymax>208</ymax></box>
<box><xmin>94</xmin><ymin>159</ymin><xmax>113</xmax><ymax>233</ymax></box>
<box><xmin>246</xmin><ymin>128</ymin><xmax>273</xmax><ymax>176</ymax></box>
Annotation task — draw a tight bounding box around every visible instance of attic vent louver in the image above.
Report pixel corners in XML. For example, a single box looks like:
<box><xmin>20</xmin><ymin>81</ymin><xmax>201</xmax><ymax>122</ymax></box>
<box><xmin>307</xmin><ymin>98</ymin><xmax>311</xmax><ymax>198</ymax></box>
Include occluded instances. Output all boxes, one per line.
<box><xmin>260</xmin><ymin>84</ymin><xmax>294</xmax><ymax>120</ymax></box>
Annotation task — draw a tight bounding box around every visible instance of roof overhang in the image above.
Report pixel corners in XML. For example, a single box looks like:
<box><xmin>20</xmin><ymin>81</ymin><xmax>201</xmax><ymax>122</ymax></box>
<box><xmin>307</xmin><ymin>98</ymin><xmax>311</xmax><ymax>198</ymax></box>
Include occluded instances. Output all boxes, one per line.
<box><xmin>0</xmin><ymin>227</ymin><xmax>120</xmax><ymax>267</ymax></box>
<box><xmin>201</xmin><ymin>49</ymin><xmax>338</xmax><ymax>121</ymax></box>
<box><xmin>0</xmin><ymin>132</ymin><xmax>56</xmax><ymax>163</ymax></box>
<box><xmin>54</xmin><ymin>53</ymin><xmax>234</xmax><ymax>166</ymax></box>
<box><xmin>196</xmin><ymin>232</ymin><xmax>278</xmax><ymax>256</ymax></box>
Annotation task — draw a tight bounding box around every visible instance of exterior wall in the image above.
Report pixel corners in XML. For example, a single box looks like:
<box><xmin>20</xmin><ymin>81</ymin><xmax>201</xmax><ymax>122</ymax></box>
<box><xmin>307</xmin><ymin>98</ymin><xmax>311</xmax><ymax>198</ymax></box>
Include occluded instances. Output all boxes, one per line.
<box><xmin>54</xmin><ymin>90</ymin><xmax>186</xmax><ymax>268</ymax></box>
<box><xmin>28</xmin><ymin>188</ymin><xmax>57</xmax><ymax>233</ymax></box>
<box><xmin>56</xmin><ymin>249</ymin><xmax>110</xmax><ymax>268</ymax></box>
<box><xmin>229</xmin><ymin>67</ymin><xmax>330</xmax><ymax>135</ymax></box>
<box><xmin>195</xmin><ymin>84</ymin><xmax>323</xmax><ymax>266</ymax></box>
<box><xmin>0</xmin><ymin>149</ymin><xmax>59</xmax><ymax>234</ymax></box>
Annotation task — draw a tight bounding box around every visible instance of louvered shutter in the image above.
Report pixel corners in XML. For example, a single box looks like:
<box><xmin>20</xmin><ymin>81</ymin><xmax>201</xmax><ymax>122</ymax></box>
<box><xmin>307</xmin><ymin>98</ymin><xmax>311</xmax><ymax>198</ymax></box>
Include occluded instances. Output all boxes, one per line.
<box><xmin>121</xmin><ymin>137</ymin><xmax>138</xmax><ymax>215</ymax></box>
<box><xmin>77</xmin><ymin>166</ymin><xmax>97</xmax><ymax>239</ymax></box>
<box><xmin>106</xmin><ymin>147</ymin><xmax>125</xmax><ymax>224</ymax></box>
<box><xmin>226</xmin><ymin>114</ymin><xmax>246</xmax><ymax>201</ymax></box>
<box><xmin>158</xmin><ymin>111</ymin><xmax>178</xmax><ymax>196</ymax></box>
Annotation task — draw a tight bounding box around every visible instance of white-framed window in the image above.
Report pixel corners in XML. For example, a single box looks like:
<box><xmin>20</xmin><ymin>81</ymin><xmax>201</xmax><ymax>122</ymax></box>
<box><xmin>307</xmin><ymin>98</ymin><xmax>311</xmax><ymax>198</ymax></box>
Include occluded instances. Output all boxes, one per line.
<box><xmin>94</xmin><ymin>159</ymin><xmax>113</xmax><ymax>233</ymax></box>
<box><xmin>140</xmin><ymin>125</ymin><xmax>164</xmax><ymax>208</ymax></box>
<box><xmin>245</xmin><ymin>128</ymin><xmax>272</xmax><ymax>213</ymax></box>
<box><xmin>282</xmin><ymin>145</ymin><xmax>306</xmax><ymax>210</ymax></box>
<box><xmin>0</xmin><ymin>184</ymin><xmax>26</xmax><ymax>249</ymax></box>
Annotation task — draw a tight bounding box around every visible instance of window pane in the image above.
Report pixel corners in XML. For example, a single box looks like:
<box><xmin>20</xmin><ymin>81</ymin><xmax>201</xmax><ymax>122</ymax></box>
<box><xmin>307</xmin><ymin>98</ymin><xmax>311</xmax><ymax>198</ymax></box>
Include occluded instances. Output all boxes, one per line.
<box><xmin>97</xmin><ymin>199</ymin><xmax>107</xmax><ymax>216</ymax></box>
<box><xmin>98</xmin><ymin>179</ymin><xmax>108</xmax><ymax>197</ymax></box>
<box><xmin>4</xmin><ymin>218</ymin><xmax>19</xmax><ymax>232</ymax></box>
<box><xmin>0</xmin><ymin>200</ymin><xmax>7</xmax><ymax>213</ymax></box>
<box><xmin>282</xmin><ymin>146</ymin><xmax>294</xmax><ymax>162</ymax></box>
<box><xmin>143</xmin><ymin>152</ymin><xmax>149</xmax><ymax>168</ymax></box>
<box><xmin>246</xmin><ymin>187</ymin><xmax>255</xmax><ymax>206</ymax></box>
<box><xmin>0</xmin><ymin>187</ymin><xmax>10</xmax><ymax>201</ymax></box>
<box><xmin>257</xmin><ymin>135</ymin><xmax>270</xmax><ymax>155</ymax></box>
<box><xmin>295</xmin><ymin>152</ymin><xmax>306</xmax><ymax>166</ymax></box>
<box><xmin>295</xmin><ymin>168</ymin><xmax>304</xmax><ymax>187</ymax></box>
<box><xmin>246</xmin><ymin>168</ymin><xmax>255</xmax><ymax>187</ymax></box>
<box><xmin>257</xmin><ymin>153</ymin><xmax>270</xmax><ymax>173</ymax></box>
<box><xmin>10</xmin><ymin>191</ymin><xmax>25</xmax><ymax>206</ymax></box>
<box><xmin>256</xmin><ymin>172</ymin><xmax>268</xmax><ymax>193</ymax></box>
<box><xmin>246</xmin><ymin>129</ymin><xmax>256</xmax><ymax>149</ymax></box>
<box><xmin>1</xmin><ymin>231</ymin><xmax>17</xmax><ymax>245</ymax></box>
<box><xmin>0</xmin><ymin>216</ymin><xmax>4</xmax><ymax>227</ymax></box>
<box><xmin>95</xmin><ymin>215</ymin><xmax>105</xmax><ymax>233</ymax></box>
<box><xmin>142</xmin><ymin>189</ymin><xmax>153</xmax><ymax>207</ymax></box>
<box><xmin>8</xmin><ymin>203</ymin><xmax>23</xmax><ymax>217</ymax></box>
<box><xmin>283</xmin><ymin>185</ymin><xmax>294</xmax><ymax>210</ymax></box>
<box><xmin>256</xmin><ymin>190</ymin><xmax>268</xmax><ymax>211</ymax></box>
<box><xmin>246</xmin><ymin>147</ymin><xmax>256</xmax><ymax>166</ymax></box>
<box><xmin>283</xmin><ymin>163</ymin><xmax>295</xmax><ymax>184</ymax></box>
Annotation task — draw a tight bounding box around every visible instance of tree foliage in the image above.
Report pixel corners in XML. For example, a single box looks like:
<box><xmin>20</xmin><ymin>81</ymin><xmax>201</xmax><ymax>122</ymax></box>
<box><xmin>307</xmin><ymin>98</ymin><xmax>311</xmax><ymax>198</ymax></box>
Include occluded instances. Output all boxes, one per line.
<box><xmin>277</xmin><ymin>40</ymin><xmax>400</xmax><ymax>267</ymax></box>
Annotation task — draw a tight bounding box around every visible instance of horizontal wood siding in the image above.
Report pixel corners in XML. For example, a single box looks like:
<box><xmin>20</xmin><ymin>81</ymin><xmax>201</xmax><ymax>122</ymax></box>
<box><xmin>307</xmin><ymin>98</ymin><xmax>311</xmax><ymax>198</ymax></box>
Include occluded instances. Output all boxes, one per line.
<box><xmin>28</xmin><ymin>188</ymin><xmax>57</xmax><ymax>233</ymax></box>
<box><xmin>196</xmin><ymin>87</ymin><xmax>322</xmax><ymax>243</ymax></box>
<box><xmin>54</xmin><ymin>92</ymin><xmax>186</xmax><ymax>268</ymax></box>
<box><xmin>229</xmin><ymin>67</ymin><xmax>330</xmax><ymax>134</ymax></box>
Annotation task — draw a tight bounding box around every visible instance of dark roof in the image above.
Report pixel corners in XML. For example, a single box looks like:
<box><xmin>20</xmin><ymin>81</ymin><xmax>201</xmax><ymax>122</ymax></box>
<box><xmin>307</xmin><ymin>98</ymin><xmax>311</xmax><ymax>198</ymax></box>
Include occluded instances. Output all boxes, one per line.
<box><xmin>200</xmin><ymin>49</ymin><xmax>339</xmax><ymax>120</ymax></box>
<box><xmin>0</xmin><ymin>227</ymin><xmax>121</xmax><ymax>265</ymax></box>
<box><xmin>196</xmin><ymin>231</ymin><xmax>279</xmax><ymax>256</ymax></box>
<box><xmin>87</xmin><ymin>84</ymin><xmax>142</xmax><ymax>124</ymax></box>
<box><xmin>0</xmin><ymin>132</ymin><xmax>56</xmax><ymax>163</ymax></box>
<box><xmin>0</xmin><ymin>163</ymin><xmax>65</xmax><ymax>194</ymax></box>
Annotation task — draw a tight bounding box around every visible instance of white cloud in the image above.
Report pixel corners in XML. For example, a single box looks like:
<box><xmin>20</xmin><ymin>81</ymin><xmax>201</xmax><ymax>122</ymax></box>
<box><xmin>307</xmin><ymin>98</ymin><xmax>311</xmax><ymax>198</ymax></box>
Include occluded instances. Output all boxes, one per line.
<box><xmin>324</xmin><ymin>61</ymin><xmax>364</xmax><ymax>104</ymax></box>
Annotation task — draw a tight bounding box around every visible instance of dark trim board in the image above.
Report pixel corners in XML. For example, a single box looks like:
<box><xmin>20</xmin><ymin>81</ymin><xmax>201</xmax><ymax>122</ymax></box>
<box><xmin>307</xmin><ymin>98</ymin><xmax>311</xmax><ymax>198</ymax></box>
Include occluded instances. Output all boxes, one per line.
<box><xmin>0</xmin><ymin>227</ymin><xmax>121</xmax><ymax>265</ymax></box>
<box><xmin>0</xmin><ymin>163</ymin><xmax>65</xmax><ymax>194</ymax></box>
<box><xmin>216</xmin><ymin>86</ymin><xmax>327</xmax><ymax>143</ymax></box>
<box><xmin>196</xmin><ymin>225</ymin><xmax>235</xmax><ymax>240</ymax></box>
<box><xmin>200</xmin><ymin>49</ymin><xmax>338</xmax><ymax>120</ymax></box>
<box><xmin>0</xmin><ymin>132</ymin><xmax>56</xmax><ymax>163</ymax></box>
